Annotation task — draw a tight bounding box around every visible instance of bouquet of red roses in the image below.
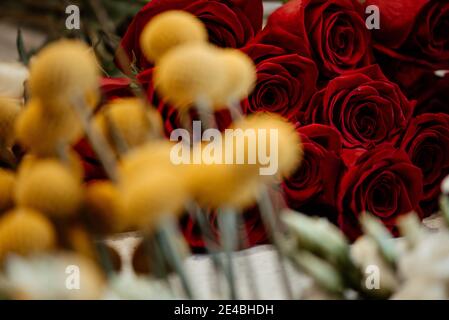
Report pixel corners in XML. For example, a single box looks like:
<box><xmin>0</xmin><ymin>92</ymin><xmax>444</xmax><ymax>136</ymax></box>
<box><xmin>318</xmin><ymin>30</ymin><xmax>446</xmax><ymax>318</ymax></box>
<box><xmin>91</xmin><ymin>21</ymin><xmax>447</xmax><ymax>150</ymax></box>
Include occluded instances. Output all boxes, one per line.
<box><xmin>84</xmin><ymin>0</ymin><xmax>449</xmax><ymax>246</ymax></box>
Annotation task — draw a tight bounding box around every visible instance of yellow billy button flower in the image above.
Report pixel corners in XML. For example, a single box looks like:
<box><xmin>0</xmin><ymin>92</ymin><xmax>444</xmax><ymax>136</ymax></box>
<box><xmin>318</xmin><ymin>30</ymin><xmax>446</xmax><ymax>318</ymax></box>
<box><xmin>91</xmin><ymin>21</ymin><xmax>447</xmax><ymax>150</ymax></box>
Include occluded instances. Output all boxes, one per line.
<box><xmin>0</xmin><ymin>169</ymin><xmax>15</xmax><ymax>213</ymax></box>
<box><xmin>154</xmin><ymin>43</ymin><xmax>226</xmax><ymax>110</ymax></box>
<box><xmin>0</xmin><ymin>208</ymin><xmax>56</xmax><ymax>263</ymax></box>
<box><xmin>118</xmin><ymin>140</ymin><xmax>177</xmax><ymax>185</ymax></box>
<box><xmin>28</xmin><ymin>39</ymin><xmax>99</xmax><ymax>106</ymax></box>
<box><xmin>0</xmin><ymin>97</ymin><xmax>20</xmax><ymax>148</ymax></box>
<box><xmin>15</xmin><ymin>99</ymin><xmax>83</xmax><ymax>156</ymax></box>
<box><xmin>94</xmin><ymin>98</ymin><xmax>163</xmax><ymax>154</ymax></box>
<box><xmin>231</xmin><ymin>113</ymin><xmax>303</xmax><ymax>179</ymax></box>
<box><xmin>215</xmin><ymin>49</ymin><xmax>256</xmax><ymax>108</ymax></box>
<box><xmin>118</xmin><ymin>168</ymin><xmax>188</xmax><ymax>232</ymax></box>
<box><xmin>117</xmin><ymin>141</ymin><xmax>188</xmax><ymax>231</ymax></box>
<box><xmin>185</xmin><ymin>140</ymin><xmax>261</xmax><ymax>210</ymax></box>
<box><xmin>140</xmin><ymin>10</ymin><xmax>208</xmax><ymax>63</ymax></box>
<box><xmin>85</xmin><ymin>181</ymin><xmax>122</xmax><ymax>234</ymax></box>
<box><xmin>15</xmin><ymin>159</ymin><xmax>84</xmax><ymax>219</ymax></box>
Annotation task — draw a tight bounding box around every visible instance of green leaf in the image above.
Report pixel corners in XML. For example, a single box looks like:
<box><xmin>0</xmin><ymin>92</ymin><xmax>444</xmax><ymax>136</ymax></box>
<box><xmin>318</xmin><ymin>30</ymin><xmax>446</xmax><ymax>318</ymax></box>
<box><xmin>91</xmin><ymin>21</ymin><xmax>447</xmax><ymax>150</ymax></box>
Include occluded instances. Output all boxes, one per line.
<box><xmin>16</xmin><ymin>29</ymin><xmax>29</xmax><ymax>65</ymax></box>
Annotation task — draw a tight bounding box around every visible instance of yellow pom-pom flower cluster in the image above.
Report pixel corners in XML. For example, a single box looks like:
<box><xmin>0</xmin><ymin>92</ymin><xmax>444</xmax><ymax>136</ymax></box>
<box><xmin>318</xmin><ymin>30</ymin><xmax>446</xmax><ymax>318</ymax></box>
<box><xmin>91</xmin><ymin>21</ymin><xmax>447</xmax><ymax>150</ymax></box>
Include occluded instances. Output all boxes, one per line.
<box><xmin>0</xmin><ymin>98</ymin><xmax>20</xmax><ymax>148</ymax></box>
<box><xmin>93</xmin><ymin>98</ymin><xmax>163</xmax><ymax>154</ymax></box>
<box><xmin>140</xmin><ymin>10</ymin><xmax>208</xmax><ymax>63</ymax></box>
<box><xmin>15</xmin><ymin>159</ymin><xmax>84</xmax><ymax>219</ymax></box>
<box><xmin>28</xmin><ymin>39</ymin><xmax>99</xmax><ymax>106</ymax></box>
<box><xmin>0</xmin><ymin>208</ymin><xmax>56</xmax><ymax>263</ymax></box>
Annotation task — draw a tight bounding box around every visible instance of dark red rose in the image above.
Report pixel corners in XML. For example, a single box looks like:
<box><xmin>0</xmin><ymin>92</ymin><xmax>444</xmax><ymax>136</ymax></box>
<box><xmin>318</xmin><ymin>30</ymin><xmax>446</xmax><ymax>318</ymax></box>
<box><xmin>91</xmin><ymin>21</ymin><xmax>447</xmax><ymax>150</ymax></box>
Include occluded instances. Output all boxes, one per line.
<box><xmin>283</xmin><ymin>124</ymin><xmax>345</xmax><ymax>222</ymax></box>
<box><xmin>118</xmin><ymin>0</ymin><xmax>263</xmax><ymax>70</ymax></box>
<box><xmin>304</xmin><ymin>65</ymin><xmax>415</xmax><ymax>149</ymax></box>
<box><xmin>241</xmin><ymin>43</ymin><xmax>318</xmax><ymax>120</ymax></box>
<box><xmin>400</xmin><ymin>113</ymin><xmax>449</xmax><ymax>216</ymax></box>
<box><xmin>414</xmin><ymin>72</ymin><xmax>449</xmax><ymax>115</ymax></box>
<box><xmin>260</xmin><ymin>0</ymin><xmax>373</xmax><ymax>80</ymax></box>
<box><xmin>99</xmin><ymin>77</ymin><xmax>133</xmax><ymax>101</ymax></box>
<box><xmin>365</xmin><ymin>0</ymin><xmax>449</xmax><ymax>96</ymax></box>
<box><xmin>338</xmin><ymin>144</ymin><xmax>423</xmax><ymax>241</ymax></box>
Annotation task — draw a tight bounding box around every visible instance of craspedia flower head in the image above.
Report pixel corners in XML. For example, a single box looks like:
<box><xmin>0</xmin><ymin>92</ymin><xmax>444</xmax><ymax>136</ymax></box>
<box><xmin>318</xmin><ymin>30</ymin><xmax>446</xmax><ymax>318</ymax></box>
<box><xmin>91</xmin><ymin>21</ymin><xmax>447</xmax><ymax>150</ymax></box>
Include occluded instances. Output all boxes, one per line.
<box><xmin>94</xmin><ymin>98</ymin><xmax>163</xmax><ymax>153</ymax></box>
<box><xmin>17</xmin><ymin>151</ymin><xmax>84</xmax><ymax>184</ymax></box>
<box><xmin>215</xmin><ymin>49</ymin><xmax>256</xmax><ymax>107</ymax></box>
<box><xmin>118</xmin><ymin>168</ymin><xmax>188</xmax><ymax>232</ymax></box>
<box><xmin>231</xmin><ymin>113</ymin><xmax>303</xmax><ymax>179</ymax></box>
<box><xmin>85</xmin><ymin>181</ymin><xmax>122</xmax><ymax>234</ymax></box>
<box><xmin>118</xmin><ymin>140</ymin><xmax>177</xmax><ymax>185</ymax></box>
<box><xmin>154</xmin><ymin>43</ymin><xmax>226</xmax><ymax>110</ymax></box>
<box><xmin>140</xmin><ymin>10</ymin><xmax>208</xmax><ymax>63</ymax></box>
<box><xmin>0</xmin><ymin>208</ymin><xmax>56</xmax><ymax>263</ymax></box>
<box><xmin>64</xmin><ymin>225</ymin><xmax>98</xmax><ymax>261</ymax></box>
<box><xmin>15</xmin><ymin>159</ymin><xmax>84</xmax><ymax>219</ymax></box>
<box><xmin>15</xmin><ymin>99</ymin><xmax>83</xmax><ymax>156</ymax></box>
<box><xmin>185</xmin><ymin>143</ymin><xmax>261</xmax><ymax>209</ymax></box>
<box><xmin>0</xmin><ymin>169</ymin><xmax>15</xmax><ymax>213</ymax></box>
<box><xmin>28</xmin><ymin>39</ymin><xmax>99</xmax><ymax>104</ymax></box>
<box><xmin>0</xmin><ymin>97</ymin><xmax>20</xmax><ymax>148</ymax></box>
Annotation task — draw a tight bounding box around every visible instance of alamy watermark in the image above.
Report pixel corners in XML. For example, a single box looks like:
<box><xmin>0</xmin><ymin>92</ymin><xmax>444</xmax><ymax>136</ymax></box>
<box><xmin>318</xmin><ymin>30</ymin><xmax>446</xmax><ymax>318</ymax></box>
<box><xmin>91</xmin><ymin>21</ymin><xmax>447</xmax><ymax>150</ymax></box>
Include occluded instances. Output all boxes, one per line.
<box><xmin>170</xmin><ymin>121</ymin><xmax>279</xmax><ymax>176</ymax></box>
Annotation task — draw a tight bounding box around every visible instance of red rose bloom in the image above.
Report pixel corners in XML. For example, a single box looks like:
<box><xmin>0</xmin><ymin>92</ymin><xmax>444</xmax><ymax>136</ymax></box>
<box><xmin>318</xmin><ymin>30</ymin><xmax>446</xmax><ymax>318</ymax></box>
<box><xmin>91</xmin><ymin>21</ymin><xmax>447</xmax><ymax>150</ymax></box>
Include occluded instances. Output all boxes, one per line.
<box><xmin>366</xmin><ymin>0</ymin><xmax>449</xmax><ymax>96</ymax></box>
<box><xmin>119</xmin><ymin>0</ymin><xmax>263</xmax><ymax>70</ymax></box>
<box><xmin>242</xmin><ymin>43</ymin><xmax>318</xmax><ymax>120</ymax></box>
<box><xmin>338</xmin><ymin>144</ymin><xmax>423</xmax><ymax>241</ymax></box>
<box><xmin>304</xmin><ymin>65</ymin><xmax>415</xmax><ymax>149</ymax></box>
<box><xmin>414</xmin><ymin>73</ymin><xmax>449</xmax><ymax>115</ymax></box>
<box><xmin>283</xmin><ymin>124</ymin><xmax>345</xmax><ymax>222</ymax></box>
<box><xmin>400</xmin><ymin>113</ymin><xmax>449</xmax><ymax>215</ymax></box>
<box><xmin>261</xmin><ymin>0</ymin><xmax>373</xmax><ymax>80</ymax></box>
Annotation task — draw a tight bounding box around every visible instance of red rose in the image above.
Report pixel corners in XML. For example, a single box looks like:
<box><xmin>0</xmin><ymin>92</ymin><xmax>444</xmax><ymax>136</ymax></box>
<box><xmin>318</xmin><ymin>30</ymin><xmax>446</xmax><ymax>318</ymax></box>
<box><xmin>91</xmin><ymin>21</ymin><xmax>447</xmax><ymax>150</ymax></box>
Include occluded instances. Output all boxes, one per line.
<box><xmin>119</xmin><ymin>0</ymin><xmax>263</xmax><ymax>70</ymax></box>
<box><xmin>338</xmin><ymin>144</ymin><xmax>423</xmax><ymax>241</ymax></box>
<box><xmin>304</xmin><ymin>65</ymin><xmax>415</xmax><ymax>149</ymax></box>
<box><xmin>366</xmin><ymin>0</ymin><xmax>449</xmax><ymax>95</ymax></box>
<box><xmin>400</xmin><ymin>113</ymin><xmax>449</xmax><ymax>215</ymax></box>
<box><xmin>283</xmin><ymin>124</ymin><xmax>345</xmax><ymax>222</ymax></box>
<box><xmin>242</xmin><ymin>43</ymin><xmax>318</xmax><ymax>120</ymax></box>
<box><xmin>99</xmin><ymin>77</ymin><xmax>133</xmax><ymax>101</ymax></box>
<box><xmin>414</xmin><ymin>73</ymin><xmax>449</xmax><ymax>115</ymax></box>
<box><xmin>260</xmin><ymin>0</ymin><xmax>373</xmax><ymax>80</ymax></box>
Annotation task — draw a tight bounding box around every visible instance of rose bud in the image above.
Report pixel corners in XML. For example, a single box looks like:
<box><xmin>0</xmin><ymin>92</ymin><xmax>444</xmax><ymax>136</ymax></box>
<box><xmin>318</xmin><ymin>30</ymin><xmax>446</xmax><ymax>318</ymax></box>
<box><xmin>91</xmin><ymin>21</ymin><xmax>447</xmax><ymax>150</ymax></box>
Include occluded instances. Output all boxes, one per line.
<box><xmin>0</xmin><ymin>208</ymin><xmax>56</xmax><ymax>263</ymax></box>
<box><xmin>14</xmin><ymin>160</ymin><xmax>84</xmax><ymax>219</ymax></box>
<box><xmin>0</xmin><ymin>169</ymin><xmax>15</xmax><ymax>213</ymax></box>
<box><xmin>154</xmin><ymin>43</ymin><xmax>226</xmax><ymax>110</ymax></box>
<box><xmin>28</xmin><ymin>39</ymin><xmax>100</xmax><ymax>108</ymax></box>
<box><xmin>140</xmin><ymin>10</ymin><xmax>208</xmax><ymax>63</ymax></box>
<box><xmin>93</xmin><ymin>98</ymin><xmax>163</xmax><ymax>155</ymax></box>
